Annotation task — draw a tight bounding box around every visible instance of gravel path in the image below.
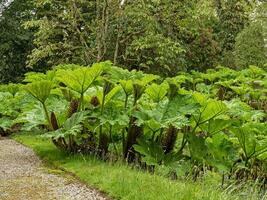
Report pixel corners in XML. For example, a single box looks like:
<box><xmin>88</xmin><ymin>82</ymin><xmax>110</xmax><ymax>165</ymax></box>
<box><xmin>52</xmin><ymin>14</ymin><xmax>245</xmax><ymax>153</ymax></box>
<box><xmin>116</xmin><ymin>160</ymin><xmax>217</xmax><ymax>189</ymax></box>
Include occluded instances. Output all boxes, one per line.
<box><xmin>0</xmin><ymin>138</ymin><xmax>107</xmax><ymax>200</ymax></box>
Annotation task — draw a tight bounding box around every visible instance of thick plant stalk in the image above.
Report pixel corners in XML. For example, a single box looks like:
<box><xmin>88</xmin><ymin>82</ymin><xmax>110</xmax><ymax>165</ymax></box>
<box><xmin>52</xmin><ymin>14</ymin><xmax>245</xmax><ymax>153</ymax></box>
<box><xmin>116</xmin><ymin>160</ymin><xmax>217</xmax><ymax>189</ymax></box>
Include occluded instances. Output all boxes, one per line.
<box><xmin>123</xmin><ymin>84</ymin><xmax>145</xmax><ymax>162</ymax></box>
<box><xmin>79</xmin><ymin>92</ymin><xmax>85</xmax><ymax>111</ymax></box>
<box><xmin>98</xmin><ymin>81</ymin><xmax>112</xmax><ymax>155</ymax></box>
<box><xmin>68</xmin><ymin>135</ymin><xmax>77</xmax><ymax>152</ymax></box>
<box><xmin>217</xmin><ymin>86</ymin><xmax>226</xmax><ymax>100</ymax></box>
<box><xmin>42</xmin><ymin>102</ymin><xmax>52</xmax><ymax>130</ymax></box>
<box><xmin>50</xmin><ymin>112</ymin><xmax>59</xmax><ymax>130</ymax></box>
<box><xmin>121</xmin><ymin>92</ymin><xmax>129</xmax><ymax>154</ymax></box>
<box><xmin>123</xmin><ymin>117</ymin><xmax>143</xmax><ymax>162</ymax></box>
<box><xmin>161</xmin><ymin>126</ymin><xmax>178</xmax><ymax>154</ymax></box>
<box><xmin>98</xmin><ymin>121</ymin><xmax>109</xmax><ymax>156</ymax></box>
<box><xmin>50</xmin><ymin>112</ymin><xmax>67</xmax><ymax>150</ymax></box>
<box><xmin>68</xmin><ymin>99</ymin><xmax>79</xmax><ymax>117</ymax></box>
<box><xmin>98</xmin><ymin>132</ymin><xmax>109</xmax><ymax>156</ymax></box>
<box><xmin>64</xmin><ymin>99</ymin><xmax>79</xmax><ymax>152</ymax></box>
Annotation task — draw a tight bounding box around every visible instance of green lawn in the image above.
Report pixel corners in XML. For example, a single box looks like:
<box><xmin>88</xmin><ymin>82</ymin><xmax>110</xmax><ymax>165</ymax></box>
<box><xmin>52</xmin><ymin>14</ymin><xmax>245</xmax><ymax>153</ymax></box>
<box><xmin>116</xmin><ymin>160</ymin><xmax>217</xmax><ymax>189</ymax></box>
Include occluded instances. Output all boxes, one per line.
<box><xmin>12</xmin><ymin>133</ymin><xmax>259</xmax><ymax>200</ymax></box>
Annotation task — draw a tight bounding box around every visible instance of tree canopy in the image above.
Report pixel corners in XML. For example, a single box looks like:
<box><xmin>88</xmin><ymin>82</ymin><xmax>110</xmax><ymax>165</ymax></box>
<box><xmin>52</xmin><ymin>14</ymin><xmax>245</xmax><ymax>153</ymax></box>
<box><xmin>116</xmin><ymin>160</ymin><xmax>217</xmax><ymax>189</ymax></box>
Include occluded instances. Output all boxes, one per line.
<box><xmin>0</xmin><ymin>0</ymin><xmax>266</xmax><ymax>82</ymax></box>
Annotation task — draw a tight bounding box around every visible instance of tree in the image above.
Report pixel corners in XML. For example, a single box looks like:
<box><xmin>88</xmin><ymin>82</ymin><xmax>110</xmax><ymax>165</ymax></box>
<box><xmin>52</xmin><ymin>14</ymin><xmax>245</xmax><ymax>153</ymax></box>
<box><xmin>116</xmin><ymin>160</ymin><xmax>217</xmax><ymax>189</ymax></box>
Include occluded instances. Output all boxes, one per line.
<box><xmin>234</xmin><ymin>21</ymin><xmax>266</xmax><ymax>68</ymax></box>
<box><xmin>214</xmin><ymin>0</ymin><xmax>250</xmax><ymax>67</ymax></box>
<box><xmin>186</xmin><ymin>28</ymin><xmax>221</xmax><ymax>71</ymax></box>
<box><xmin>25</xmin><ymin>0</ymin><xmax>92</xmax><ymax>68</ymax></box>
<box><xmin>26</xmin><ymin>0</ymin><xmax>199</xmax><ymax>75</ymax></box>
<box><xmin>11</xmin><ymin>0</ymin><xmax>263</xmax><ymax>76</ymax></box>
<box><xmin>0</xmin><ymin>0</ymin><xmax>34</xmax><ymax>83</ymax></box>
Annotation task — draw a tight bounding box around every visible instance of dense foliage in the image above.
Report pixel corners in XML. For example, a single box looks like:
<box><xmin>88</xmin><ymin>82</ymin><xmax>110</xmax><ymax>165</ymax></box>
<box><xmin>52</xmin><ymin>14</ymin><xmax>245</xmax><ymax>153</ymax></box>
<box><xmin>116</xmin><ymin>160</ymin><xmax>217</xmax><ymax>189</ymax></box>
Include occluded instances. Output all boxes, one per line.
<box><xmin>0</xmin><ymin>62</ymin><xmax>266</xmax><ymax>188</ymax></box>
<box><xmin>0</xmin><ymin>0</ymin><xmax>34</xmax><ymax>82</ymax></box>
<box><xmin>0</xmin><ymin>0</ymin><xmax>266</xmax><ymax>195</ymax></box>
<box><xmin>0</xmin><ymin>0</ymin><xmax>266</xmax><ymax>82</ymax></box>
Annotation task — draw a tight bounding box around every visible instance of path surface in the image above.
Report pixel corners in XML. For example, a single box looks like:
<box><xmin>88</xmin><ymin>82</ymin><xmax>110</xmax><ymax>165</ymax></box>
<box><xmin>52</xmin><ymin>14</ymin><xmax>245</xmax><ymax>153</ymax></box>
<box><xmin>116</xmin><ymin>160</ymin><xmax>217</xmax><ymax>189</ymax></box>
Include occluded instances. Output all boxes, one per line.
<box><xmin>0</xmin><ymin>138</ymin><xmax>107</xmax><ymax>200</ymax></box>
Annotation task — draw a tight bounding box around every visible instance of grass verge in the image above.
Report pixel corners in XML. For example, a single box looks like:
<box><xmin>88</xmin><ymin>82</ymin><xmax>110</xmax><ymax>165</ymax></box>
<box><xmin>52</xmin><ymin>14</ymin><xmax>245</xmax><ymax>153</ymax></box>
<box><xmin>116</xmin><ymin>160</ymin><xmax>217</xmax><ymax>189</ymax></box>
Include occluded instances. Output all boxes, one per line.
<box><xmin>12</xmin><ymin>132</ymin><xmax>260</xmax><ymax>200</ymax></box>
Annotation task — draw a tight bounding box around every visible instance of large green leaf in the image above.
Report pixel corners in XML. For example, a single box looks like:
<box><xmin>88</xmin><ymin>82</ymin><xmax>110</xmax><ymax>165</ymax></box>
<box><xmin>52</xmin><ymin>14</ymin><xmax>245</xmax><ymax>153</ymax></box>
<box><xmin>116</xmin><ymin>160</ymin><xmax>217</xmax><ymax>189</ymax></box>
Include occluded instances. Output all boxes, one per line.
<box><xmin>24</xmin><ymin>70</ymin><xmax>57</xmax><ymax>83</ymax></box>
<box><xmin>120</xmin><ymin>80</ymin><xmax>133</xmax><ymax>96</ymax></box>
<box><xmin>0</xmin><ymin>83</ymin><xmax>21</xmax><ymax>96</ymax></box>
<box><xmin>0</xmin><ymin>117</ymin><xmax>14</xmax><ymax>131</ymax></box>
<box><xmin>187</xmin><ymin>133</ymin><xmax>209</xmax><ymax>162</ymax></box>
<box><xmin>63</xmin><ymin>111</ymin><xmax>88</xmax><ymax>130</ymax></box>
<box><xmin>57</xmin><ymin>65</ymin><xmax>103</xmax><ymax>95</ymax></box>
<box><xmin>94</xmin><ymin>106</ymin><xmax>130</xmax><ymax>127</ymax></box>
<box><xmin>135</xmin><ymin>93</ymin><xmax>199</xmax><ymax>130</ymax></box>
<box><xmin>15</xmin><ymin>102</ymin><xmax>47</xmax><ymax>131</ymax></box>
<box><xmin>133</xmin><ymin>139</ymin><xmax>164</xmax><ymax>166</ymax></box>
<box><xmin>195</xmin><ymin>100</ymin><xmax>228</xmax><ymax>124</ymax></box>
<box><xmin>200</xmin><ymin>119</ymin><xmax>231</xmax><ymax>136</ymax></box>
<box><xmin>226</xmin><ymin>99</ymin><xmax>265</xmax><ymax>122</ymax></box>
<box><xmin>45</xmin><ymin>111</ymin><xmax>88</xmax><ymax>139</ymax></box>
<box><xmin>206</xmin><ymin>134</ymin><xmax>235</xmax><ymax>172</ymax></box>
<box><xmin>145</xmin><ymin>82</ymin><xmax>169</xmax><ymax>102</ymax></box>
<box><xmin>230</xmin><ymin>123</ymin><xmax>267</xmax><ymax>161</ymax></box>
<box><xmin>24</xmin><ymin>80</ymin><xmax>54</xmax><ymax>104</ymax></box>
<box><xmin>97</xmin><ymin>85</ymin><xmax>121</xmax><ymax>106</ymax></box>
